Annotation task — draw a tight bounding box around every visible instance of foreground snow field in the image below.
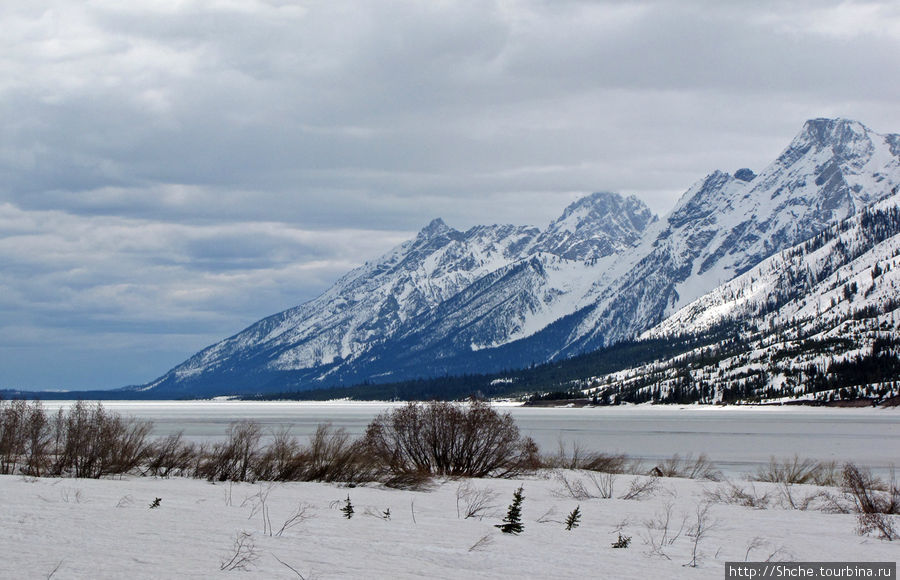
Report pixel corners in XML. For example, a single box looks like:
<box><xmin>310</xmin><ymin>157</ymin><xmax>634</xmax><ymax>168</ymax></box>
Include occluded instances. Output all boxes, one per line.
<box><xmin>1</xmin><ymin>472</ymin><xmax>896</xmax><ymax>579</ymax></box>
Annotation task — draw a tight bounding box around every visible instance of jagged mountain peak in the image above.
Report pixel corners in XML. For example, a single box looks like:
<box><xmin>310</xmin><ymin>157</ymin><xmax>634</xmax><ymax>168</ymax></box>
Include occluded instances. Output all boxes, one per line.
<box><xmin>555</xmin><ymin>191</ymin><xmax>653</xmax><ymax>227</ymax></box>
<box><xmin>417</xmin><ymin>217</ymin><xmax>454</xmax><ymax>240</ymax></box>
<box><xmin>798</xmin><ymin>117</ymin><xmax>870</xmax><ymax>147</ymax></box>
<box><xmin>536</xmin><ymin>191</ymin><xmax>657</xmax><ymax>261</ymax></box>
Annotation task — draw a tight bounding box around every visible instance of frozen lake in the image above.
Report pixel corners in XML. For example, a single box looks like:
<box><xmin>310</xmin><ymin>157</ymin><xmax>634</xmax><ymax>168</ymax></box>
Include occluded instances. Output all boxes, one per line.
<box><xmin>38</xmin><ymin>401</ymin><xmax>900</xmax><ymax>478</ymax></box>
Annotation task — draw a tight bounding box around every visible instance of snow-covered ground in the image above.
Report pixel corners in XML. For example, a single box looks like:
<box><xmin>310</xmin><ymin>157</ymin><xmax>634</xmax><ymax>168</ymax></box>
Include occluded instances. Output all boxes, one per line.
<box><xmin>1</xmin><ymin>471</ymin><xmax>895</xmax><ymax>579</ymax></box>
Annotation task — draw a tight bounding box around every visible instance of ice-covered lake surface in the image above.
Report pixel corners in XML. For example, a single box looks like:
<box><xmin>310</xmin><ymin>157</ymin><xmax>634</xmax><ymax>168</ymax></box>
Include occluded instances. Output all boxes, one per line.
<box><xmin>40</xmin><ymin>401</ymin><xmax>900</xmax><ymax>477</ymax></box>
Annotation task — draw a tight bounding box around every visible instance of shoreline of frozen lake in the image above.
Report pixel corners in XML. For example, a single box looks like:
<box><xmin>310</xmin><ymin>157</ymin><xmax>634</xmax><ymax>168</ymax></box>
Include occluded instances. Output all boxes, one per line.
<box><xmin>29</xmin><ymin>401</ymin><xmax>900</xmax><ymax>478</ymax></box>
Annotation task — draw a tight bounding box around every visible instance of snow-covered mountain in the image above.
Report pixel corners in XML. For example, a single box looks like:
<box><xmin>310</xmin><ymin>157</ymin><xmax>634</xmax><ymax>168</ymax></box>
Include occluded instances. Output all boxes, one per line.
<box><xmin>142</xmin><ymin>118</ymin><xmax>900</xmax><ymax>397</ymax></box>
<box><xmin>144</xmin><ymin>192</ymin><xmax>656</xmax><ymax>395</ymax></box>
<box><xmin>577</xmin><ymin>193</ymin><xmax>900</xmax><ymax>405</ymax></box>
<box><xmin>552</xmin><ymin>118</ymin><xmax>900</xmax><ymax>353</ymax></box>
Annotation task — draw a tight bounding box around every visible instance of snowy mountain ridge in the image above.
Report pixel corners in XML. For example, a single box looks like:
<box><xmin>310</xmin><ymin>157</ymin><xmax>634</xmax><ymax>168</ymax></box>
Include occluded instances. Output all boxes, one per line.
<box><xmin>142</xmin><ymin>118</ymin><xmax>900</xmax><ymax>396</ymax></box>
<box><xmin>579</xmin><ymin>193</ymin><xmax>900</xmax><ymax>405</ymax></box>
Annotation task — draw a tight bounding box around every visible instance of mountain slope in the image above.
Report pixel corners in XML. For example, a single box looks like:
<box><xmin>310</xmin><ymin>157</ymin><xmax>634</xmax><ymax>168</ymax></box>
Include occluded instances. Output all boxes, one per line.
<box><xmin>582</xmin><ymin>194</ymin><xmax>900</xmax><ymax>405</ymax></box>
<box><xmin>144</xmin><ymin>193</ymin><xmax>653</xmax><ymax>395</ymax></box>
<box><xmin>554</xmin><ymin>118</ymin><xmax>900</xmax><ymax>354</ymax></box>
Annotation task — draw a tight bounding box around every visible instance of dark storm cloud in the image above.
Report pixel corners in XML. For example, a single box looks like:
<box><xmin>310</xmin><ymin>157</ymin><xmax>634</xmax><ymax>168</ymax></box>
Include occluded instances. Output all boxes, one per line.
<box><xmin>0</xmin><ymin>0</ymin><xmax>898</xmax><ymax>388</ymax></box>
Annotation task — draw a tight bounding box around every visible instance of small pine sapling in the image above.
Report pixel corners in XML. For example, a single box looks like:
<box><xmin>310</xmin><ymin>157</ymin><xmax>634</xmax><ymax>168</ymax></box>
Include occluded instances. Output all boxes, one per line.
<box><xmin>495</xmin><ymin>486</ymin><xmax>525</xmax><ymax>534</ymax></box>
<box><xmin>565</xmin><ymin>505</ymin><xmax>581</xmax><ymax>531</ymax></box>
<box><xmin>611</xmin><ymin>533</ymin><xmax>631</xmax><ymax>548</ymax></box>
<box><xmin>341</xmin><ymin>495</ymin><xmax>354</xmax><ymax>519</ymax></box>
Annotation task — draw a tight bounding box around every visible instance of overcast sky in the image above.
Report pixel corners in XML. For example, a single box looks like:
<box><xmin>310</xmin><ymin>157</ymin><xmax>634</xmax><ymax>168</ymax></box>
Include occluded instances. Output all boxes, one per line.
<box><xmin>2</xmin><ymin>0</ymin><xmax>899</xmax><ymax>390</ymax></box>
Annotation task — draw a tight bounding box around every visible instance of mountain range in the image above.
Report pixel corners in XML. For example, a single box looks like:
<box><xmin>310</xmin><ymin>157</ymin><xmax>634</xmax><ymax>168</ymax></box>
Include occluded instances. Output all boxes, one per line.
<box><xmin>139</xmin><ymin>118</ymin><xmax>900</xmax><ymax>398</ymax></box>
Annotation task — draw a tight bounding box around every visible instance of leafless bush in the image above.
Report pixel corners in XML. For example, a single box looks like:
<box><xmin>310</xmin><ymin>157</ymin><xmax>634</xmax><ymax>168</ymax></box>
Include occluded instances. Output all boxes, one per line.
<box><xmin>198</xmin><ymin>421</ymin><xmax>262</xmax><ymax>482</ymax></box>
<box><xmin>50</xmin><ymin>401</ymin><xmax>153</xmax><ymax>478</ymax></box>
<box><xmin>220</xmin><ymin>531</ymin><xmax>259</xmax><ymax>571</ymax></box>
<box><xmin>776</xmin><ymin>482</ymin><xmax>827</xmax><ymax>511</ymax></box>
<box><xmin>242</xmin><ymin>483</ymin><xmax>276</xmax><ymax>535</ymax></box>
<box><xmin>145</xmin><ymin>432</ymin><xmax>197</xmax><ymax>478</ymax></box>
<box><xmin>456</xmin><ymin>481</ymin><xmax>498</xmax><ymax>520</ymax></box>
<box><xmin>686</xmin><ymin>502</ymin><xmax>717</xmax><ymax>568</ymax></box>
<box><xmin>0</xmin><ymin>400</ymin><xmax>53</xmax><ymax>476</ymax></box>
<box><xmin>843</xmin><ymin>463</ymin><xmax>899</xmax><ymax>540</ymax></box>
<box><xmin>276</xmin><ymin>503</ymin><xmax>315</xmax><ymax>537</ymax></box>
<box><xmin>363</xmin><ymin>401</ymin><xmax>538</xmax><ymax>478</ymax></box>
<box><xmin>619</xmin><ymin>476</ymin><xmax>660</xmax><ymax>501</ymax></box>
<box><xmin>381</xmin><ymin>470</ymin><xmax>434</xmax><ymax>490</ymax></box>
<box><xmin>253</xmin><ymin>426</ymin><xmax>300</xmax><ymax>481</ymax></box>
<box><xmin>705</xmin><ymin>481</ymin><xmax>772</xmax><ymax>509</ymax></box>
<box><xmin>811</xmin><ymin>461</ymin><xmax>840</xmax><ymax>487</ymax></box>
<box><xmin>650</xmin><ymin>454</ymin><xmax>721</xmax><ymax>481</ymax></box>
<box><xmin>856</xmin><ymin>512</ymin><xmax>897</xmax><ymax>540</ymax></box>
<box><xmin>744</xmin><ymin>537</ymin><xmax>795</xmax><ymax>562</ymax></box>
<box><xmin>553</xmin><ymin>470</ymin><xmax>616</xmax><ymax>500</ymax></box>
<box><xmin>295</xmin><ymin>424</ymin><xmax>377</xmax><ymax>483</ymax></box>
<box><xmin>543</xmin><ymin>440</ymin><xmax>627</xmax><ymax>473</ymax></box>
<box><xmin>641</xmin><ymin>501</ymin><xmax>686</xmax><ymax>559</ymax></box>
<box><xmin>754</xmin><ymin>455</ymin><xmax>834</xmax><ymax>485</ymax></box>
<box><xmin>593</xmin><ymin>472</ymin><xmax>617</xmax><ymax>498</ymax></box>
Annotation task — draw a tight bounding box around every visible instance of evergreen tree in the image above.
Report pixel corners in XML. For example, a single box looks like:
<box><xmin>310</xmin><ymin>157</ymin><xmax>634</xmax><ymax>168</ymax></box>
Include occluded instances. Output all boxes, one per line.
<box><xmin>495</xmin><ymin>486</ymin><xmax>524</xmax><ymax>534</ymax></box>
<box><xmin>564</xmin><ymin>505</ymin><xmax>581</xmax><ymax>531</ymax></box>
<box><xmin>341</xmin><ymin>495</ymin><xmax>354</xmax><ymax>519</ymax></box>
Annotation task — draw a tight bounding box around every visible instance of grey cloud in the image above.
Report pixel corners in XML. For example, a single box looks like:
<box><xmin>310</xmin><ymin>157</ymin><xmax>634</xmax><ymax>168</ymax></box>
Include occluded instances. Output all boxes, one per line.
<box><xmin>0</xmin><ymin>0</ymin><xmax>898</xmax><ymax>388</ymax></box>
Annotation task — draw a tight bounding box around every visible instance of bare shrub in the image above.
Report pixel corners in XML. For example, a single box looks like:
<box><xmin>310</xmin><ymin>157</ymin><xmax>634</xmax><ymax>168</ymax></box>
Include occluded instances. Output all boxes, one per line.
<box><xmin>842</xmin><ymin>463</ymin><xmax>899</xmax><ymax>514</ymax></box>
<box><xmin>856</xmin><ymin>512</ymin><xmax>897</xmax><ymax>540</ymax></box>
<box><xmin>242</xmin><ymin>483</ymin><xmax>276</xmax><ymax>535</ymax></box>
<box><xmin>843</xmin><ymin>463</ymin><xmax>899</xmax><ymax>540</ymax></box>
<box><xmin>553</xmin><ymin>470</ymin><xmax>616</xmax><ymax>500</ymax></box>
<box><xmin>744</xmin><ymin>537</ymin><xmax>795</xmax><ymax>562</ymax></box>
<box><xmin>456</xmin><ymin>481</ymin><xmax>498</xmax><ymax>520</ymax></box>
<box><xmin>220</xmin><ymin>531</ymin><xmax>259</xmax><ymax>571</ymax></box>
<box><xmin>641</xmin><ymin>500</ymin><xmax>686</xmax><ymax>558</ymax></box>
<box><xmin>582</xmin><ymin>452</ymin><xmax>628</xmax><ymax>473</ymax></box>
<box><xmin>619</xmin><ymin>476</ymin><xmax>660</xmax><ymax>501</ymax></box>
<box><xmin>248</xmin><ymin>426</ymin><xmax>299</xmax><ymax>481</ymax></box>
<box><xmin>776</xmin><ymin>482</ymin><xmax>826</xmax><ymax>511</ymax></box>
<box><xmin>48</xmin><ymin>402</ymin><xmax>153</xmax><ymax>478</ymax></box>
<box><xmin>544</xmin><ymin>440</ymin><xmax>627</xmax><ymax>473</ymax></box>
<box><xmin>754</xmin><ymin>455</ymin><xmax>832</xmax><ymax>485</ymax></box>
<box><xmin>704</xmin><ymin>481</ymin><xmax>771</xmax><ymax>509</ymax></box>
<box><xmin>381</xmin><ymin>470</ymin><xmax>434</xmax><ymax>490</ymax></box>
<box><xmin>276</xmin><ymin>503</ymin><xmax>314</xmax><ymax>537</ymax></box>
<box><xmin>811</xmin><ymin>461</ymin><xmax>840</xmax><ymax>487</ymax></box>
<box><xmin>198</xmin><ymin>421</ymin><xmax>262</xmax><ymax>482</ymax></box>
<box><xmin>553</xmin><ymin>471</ymin><xmax>593</xmax><ymax>500</ymax></box>
<box><xmin>145</xmin><ymin>431</ymin><xmax>197</xmax><ymax>478</ymax></box>
<box><xmin>295</xmin><ymin>424</ymin><xmax>376</xmax><ymax>484</ymax></box>
<box><xmin>0</xmin><ymin>400</ymin><xmax>53</xmax><ymax>476</ymax></box>
<box><xmin>363</xmin><ymin>401</ymin><xmax>537</xmax><ymax>478</ymax></box>
<box><xmin>650</xmin><ymin>454</ymin><xmax>721</xmax><ymax>481</ymax></box>
<box><xmin>686</xmin><ymin>502</ymin><xmax>717</xmax><ymax>568</ymax></box>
